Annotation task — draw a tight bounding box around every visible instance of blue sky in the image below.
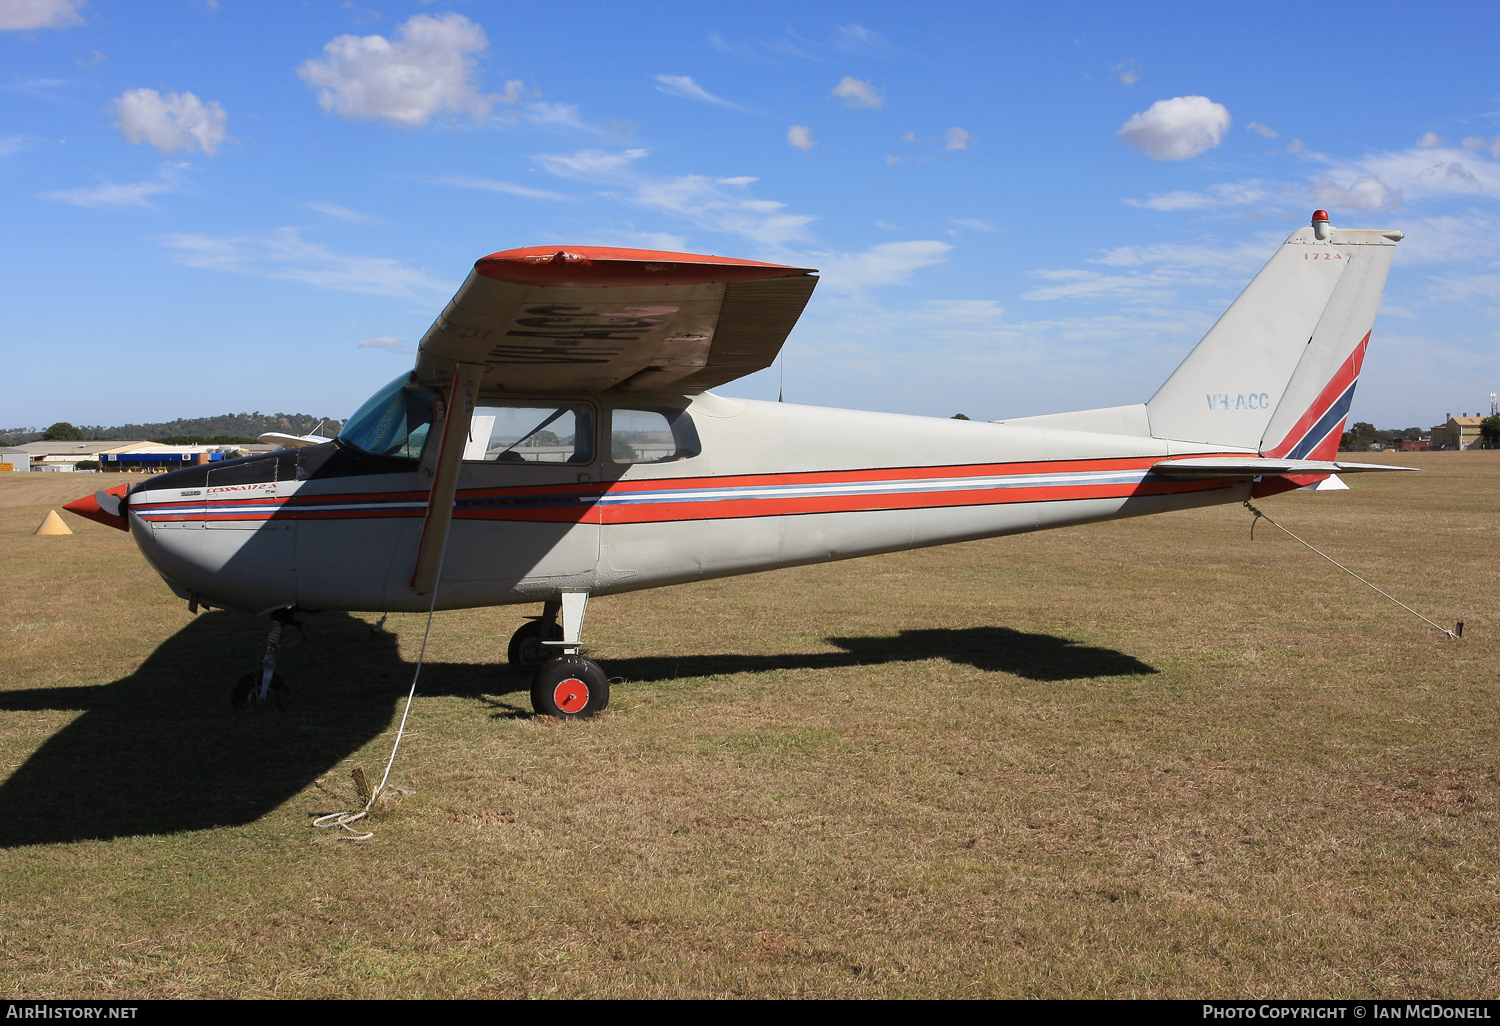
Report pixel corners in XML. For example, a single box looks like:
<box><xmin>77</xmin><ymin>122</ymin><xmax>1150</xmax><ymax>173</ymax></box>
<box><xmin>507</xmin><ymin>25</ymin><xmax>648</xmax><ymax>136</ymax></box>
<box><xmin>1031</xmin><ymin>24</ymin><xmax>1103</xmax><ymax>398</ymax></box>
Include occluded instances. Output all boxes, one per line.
<box><xmin>3</xmin><ymin>0</ymin><xmax>1498</xmax><ymax>430</ymax></box>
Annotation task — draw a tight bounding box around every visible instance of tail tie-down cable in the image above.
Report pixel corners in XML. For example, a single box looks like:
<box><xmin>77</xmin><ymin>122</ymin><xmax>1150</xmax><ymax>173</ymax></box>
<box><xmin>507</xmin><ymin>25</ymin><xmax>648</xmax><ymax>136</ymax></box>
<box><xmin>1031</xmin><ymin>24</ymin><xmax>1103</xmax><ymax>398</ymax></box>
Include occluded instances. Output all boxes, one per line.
<box><xmin>313</xmin><ymin>506</ymin><xmax>454</xmax><ymax>840</ymax></box>
<box><xmin>1243</xmin><ymin>500</ymin><xmax>1460</xmax><ymax>641</ymax></box>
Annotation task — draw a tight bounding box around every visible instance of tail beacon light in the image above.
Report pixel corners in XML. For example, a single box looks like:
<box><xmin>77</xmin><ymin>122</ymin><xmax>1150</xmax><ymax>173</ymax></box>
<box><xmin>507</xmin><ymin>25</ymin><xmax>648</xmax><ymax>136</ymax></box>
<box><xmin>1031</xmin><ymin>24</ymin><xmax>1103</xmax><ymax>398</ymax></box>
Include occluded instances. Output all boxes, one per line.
<box><xmin>1312</xmin><ymin>209</ymin><xmax>1332</xmax><ymax>241</ymax></box>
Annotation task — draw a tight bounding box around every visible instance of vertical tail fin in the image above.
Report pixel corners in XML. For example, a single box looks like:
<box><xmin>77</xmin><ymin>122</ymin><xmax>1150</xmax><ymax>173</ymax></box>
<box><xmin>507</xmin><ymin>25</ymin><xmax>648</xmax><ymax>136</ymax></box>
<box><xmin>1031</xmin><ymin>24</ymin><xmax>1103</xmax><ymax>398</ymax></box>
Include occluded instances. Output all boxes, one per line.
<box><xmin>1146</xmin><ymin>212</ymin><xmax>1402</xmax><ymax>453</ymax></box>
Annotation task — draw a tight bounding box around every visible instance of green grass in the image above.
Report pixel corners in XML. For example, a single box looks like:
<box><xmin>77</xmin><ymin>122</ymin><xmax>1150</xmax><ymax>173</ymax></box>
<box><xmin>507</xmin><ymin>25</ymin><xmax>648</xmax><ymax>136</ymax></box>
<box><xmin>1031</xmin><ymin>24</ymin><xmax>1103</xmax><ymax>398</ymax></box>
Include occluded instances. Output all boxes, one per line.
<box><xmin>0</xmin><ymin>454</ymin><xmax>1495</xmax><ymax>998</ymax></box>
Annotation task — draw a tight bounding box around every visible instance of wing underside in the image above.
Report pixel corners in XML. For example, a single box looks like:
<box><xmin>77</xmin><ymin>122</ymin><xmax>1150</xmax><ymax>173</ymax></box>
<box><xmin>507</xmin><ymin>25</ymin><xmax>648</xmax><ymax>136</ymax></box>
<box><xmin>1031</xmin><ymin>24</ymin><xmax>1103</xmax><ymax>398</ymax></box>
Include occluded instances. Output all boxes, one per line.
<box><xmin>414</xmin><ymin>247</ymin><xmax>818</xmax><ymax>395</ymax></box>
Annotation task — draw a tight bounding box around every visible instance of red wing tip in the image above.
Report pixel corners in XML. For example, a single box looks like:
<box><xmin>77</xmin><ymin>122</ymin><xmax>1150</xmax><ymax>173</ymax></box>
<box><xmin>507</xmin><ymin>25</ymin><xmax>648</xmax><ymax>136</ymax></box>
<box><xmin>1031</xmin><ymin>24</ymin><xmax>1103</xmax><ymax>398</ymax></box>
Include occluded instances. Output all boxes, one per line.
<box><xmin>478</xmin><ymin>245</ymin><xmax>796</xmax><ymax>267</ymax></box>
<box><xmin>473</xmin><ymin>245</ymin><xmax>816</xmax><ymax>288</ymax></box>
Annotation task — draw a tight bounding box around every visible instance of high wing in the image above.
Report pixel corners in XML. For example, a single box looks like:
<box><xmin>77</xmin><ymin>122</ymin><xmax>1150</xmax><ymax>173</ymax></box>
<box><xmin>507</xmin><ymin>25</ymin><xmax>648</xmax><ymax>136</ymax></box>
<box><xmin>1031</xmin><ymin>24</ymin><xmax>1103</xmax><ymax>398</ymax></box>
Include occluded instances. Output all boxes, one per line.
<box><xmin>413</xmin><ymin>246</ymin><xmax>819</xmax><ymax>395</ymax></box>
<box><xmin>1151</xmin><ymin>457</ymin><xmax>1418</xmax><ymax>478</ymax></box>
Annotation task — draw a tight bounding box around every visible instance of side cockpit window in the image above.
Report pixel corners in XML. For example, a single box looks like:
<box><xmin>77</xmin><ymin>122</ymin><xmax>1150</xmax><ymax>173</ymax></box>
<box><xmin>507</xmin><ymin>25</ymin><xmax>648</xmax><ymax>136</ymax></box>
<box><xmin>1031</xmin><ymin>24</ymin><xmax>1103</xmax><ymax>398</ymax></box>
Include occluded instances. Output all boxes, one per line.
<box><xmin>610</xmin><ymin>408</ymin><xmax>701</xmax><ymax>464</ymax></box>
<box><xmin>338</xmin><ymin>374</ymin><xmax>436</xmax><ymax>460</ymax></box>
<box><xmin>465</xmin><ymin>402</ymin><xmax>595</xmax><ymax>464</ymax></box>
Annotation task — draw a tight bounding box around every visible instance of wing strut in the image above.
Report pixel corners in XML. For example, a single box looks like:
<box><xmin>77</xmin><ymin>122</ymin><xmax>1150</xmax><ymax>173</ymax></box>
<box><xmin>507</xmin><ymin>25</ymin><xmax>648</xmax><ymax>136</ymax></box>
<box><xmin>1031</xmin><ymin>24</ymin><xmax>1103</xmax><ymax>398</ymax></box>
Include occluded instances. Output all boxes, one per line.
<box><xmin>411</xmin><ymin>362</ymin><xmax>483</xmax><ymax>595</ymax></box>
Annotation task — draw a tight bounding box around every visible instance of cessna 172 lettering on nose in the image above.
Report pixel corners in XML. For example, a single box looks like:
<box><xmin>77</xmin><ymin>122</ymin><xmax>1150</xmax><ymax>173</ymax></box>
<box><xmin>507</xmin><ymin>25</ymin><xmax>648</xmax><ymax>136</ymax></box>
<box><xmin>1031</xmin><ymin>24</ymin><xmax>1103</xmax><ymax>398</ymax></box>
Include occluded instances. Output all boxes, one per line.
<box><xmin>66</xmin><ymin>210</ymin><xmax>1413</xmax><ymax>717</ymax></box>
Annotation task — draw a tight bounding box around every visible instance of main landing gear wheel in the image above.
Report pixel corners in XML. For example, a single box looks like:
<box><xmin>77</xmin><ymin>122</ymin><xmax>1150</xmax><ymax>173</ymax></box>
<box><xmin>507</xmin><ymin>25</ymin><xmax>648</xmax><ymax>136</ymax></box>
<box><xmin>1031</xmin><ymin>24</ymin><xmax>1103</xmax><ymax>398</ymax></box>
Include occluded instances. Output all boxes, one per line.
<box><xmin>530</xmin><ymin>656</ymin><xmax>609</xmax><ymax>719</ymax></box>
<box><xmin>508</xmin><ymin>619</ymin><xmax>565</xmax><ymax>668</ymax></box>
<box><xmin>230</xmin><ymin>671</ymin><xmax>289</xmax><ymax>708</ymax></box>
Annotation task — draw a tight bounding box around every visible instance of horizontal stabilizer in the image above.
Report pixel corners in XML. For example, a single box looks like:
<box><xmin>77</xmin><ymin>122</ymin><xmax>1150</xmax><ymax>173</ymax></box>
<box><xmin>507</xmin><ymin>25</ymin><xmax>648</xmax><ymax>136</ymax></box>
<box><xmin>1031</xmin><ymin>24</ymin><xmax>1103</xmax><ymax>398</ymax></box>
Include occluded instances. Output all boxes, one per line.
<box><xmin>1151</xmin><ymin>457</ymin><xmax>1418</xmax><ymax>479</ymax></box>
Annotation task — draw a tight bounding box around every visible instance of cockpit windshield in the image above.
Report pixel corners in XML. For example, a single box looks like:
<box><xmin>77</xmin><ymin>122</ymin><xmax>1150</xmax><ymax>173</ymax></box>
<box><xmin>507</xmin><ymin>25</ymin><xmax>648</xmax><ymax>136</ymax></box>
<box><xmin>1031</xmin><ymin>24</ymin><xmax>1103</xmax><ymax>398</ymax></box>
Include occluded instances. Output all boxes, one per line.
<box><xmin>338</xmin><ymin>374</ymin><xmax>436</xmax><ymax>460</ymax></box>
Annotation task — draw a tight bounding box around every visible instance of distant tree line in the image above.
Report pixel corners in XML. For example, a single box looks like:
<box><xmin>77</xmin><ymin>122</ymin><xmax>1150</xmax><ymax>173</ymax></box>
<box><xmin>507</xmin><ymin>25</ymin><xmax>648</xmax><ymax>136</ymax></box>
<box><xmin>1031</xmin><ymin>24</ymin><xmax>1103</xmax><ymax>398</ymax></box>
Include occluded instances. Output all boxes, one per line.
<box><xmin>1</xmin><ymin>413</ymin><xmax>344</xmax><ymax>446</ymax></box>
<box><xmin>1339</xmin><ymin>423</ymin><xmax>1426</xmax><ymax>451</ymax></box>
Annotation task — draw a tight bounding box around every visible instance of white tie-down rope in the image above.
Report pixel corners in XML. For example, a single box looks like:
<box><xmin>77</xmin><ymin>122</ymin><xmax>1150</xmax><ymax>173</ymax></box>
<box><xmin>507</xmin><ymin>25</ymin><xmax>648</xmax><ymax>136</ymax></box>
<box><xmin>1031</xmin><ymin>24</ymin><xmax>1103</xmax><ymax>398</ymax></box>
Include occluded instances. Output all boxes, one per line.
<box><xmin>1244</xmin><ymin>500</ymin><xmax>1458</xmax><ymax>640</ymax></box>
<box><xmin>313</xmin><ymin>510</ymin><xmax>453</xmax><ymax>840</ymax></box>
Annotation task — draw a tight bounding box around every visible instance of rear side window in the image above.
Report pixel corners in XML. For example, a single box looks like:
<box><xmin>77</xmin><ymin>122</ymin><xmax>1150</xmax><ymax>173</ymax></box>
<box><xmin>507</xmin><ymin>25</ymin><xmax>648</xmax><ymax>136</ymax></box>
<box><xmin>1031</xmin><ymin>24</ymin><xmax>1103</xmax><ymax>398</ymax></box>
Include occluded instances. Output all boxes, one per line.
<box><xmin>610</xmin><ymin>409</ymin><xmax>701</xmax><ymax>464</ymax></box>
<box><xmin>465</xmin><ymin>402</ymin><xmax>595</xmax><ymax>464</ymax></box>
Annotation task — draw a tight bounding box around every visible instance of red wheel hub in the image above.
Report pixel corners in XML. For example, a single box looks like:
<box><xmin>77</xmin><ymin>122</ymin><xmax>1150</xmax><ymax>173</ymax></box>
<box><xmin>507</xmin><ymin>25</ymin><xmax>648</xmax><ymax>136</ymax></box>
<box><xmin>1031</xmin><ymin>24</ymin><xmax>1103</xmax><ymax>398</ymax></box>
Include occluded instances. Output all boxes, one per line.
<box><xmin>553</xmin><ymin>678</ymin><xmax>589</xmax><ymax>714</ymax></box>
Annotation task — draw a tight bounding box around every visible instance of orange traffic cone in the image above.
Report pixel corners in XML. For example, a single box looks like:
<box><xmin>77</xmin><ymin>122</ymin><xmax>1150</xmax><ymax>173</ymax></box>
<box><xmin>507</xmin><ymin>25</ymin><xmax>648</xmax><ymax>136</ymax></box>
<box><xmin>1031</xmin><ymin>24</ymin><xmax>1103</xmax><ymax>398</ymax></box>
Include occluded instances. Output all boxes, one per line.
<box><xmin>34</xmin><ymin>510</ymin><xmax>73</xmax><ymax>536</ymax></box>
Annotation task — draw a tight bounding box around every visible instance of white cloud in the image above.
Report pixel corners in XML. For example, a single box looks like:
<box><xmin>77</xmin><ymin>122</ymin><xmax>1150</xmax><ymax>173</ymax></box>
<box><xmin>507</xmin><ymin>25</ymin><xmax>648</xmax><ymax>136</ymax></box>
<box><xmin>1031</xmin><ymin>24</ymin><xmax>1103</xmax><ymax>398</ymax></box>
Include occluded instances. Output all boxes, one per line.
<box><xmin>949</xmin><ymin>217</ymin><xmax>1000</xmax><ymax>232</ymax></box>
<box><xmin>160</xmin><ymin>228</ymin><xmax>452</xmax><ymax>301</ymax></box>
<box><xmin>532</xmin><ymin>147</ymin><xmax>649</xmax><ymax>180</ymax></box>
<box><xmin>787</xmin><ymin>125</ymin><xmax>815</xmax><ymax>151</ymax></box>
<box><xmin>1416</xmin><ymin>132</ymin><xmax>1445</xmax><ymax>149</ymax></box>
<box><xmin>1388</xmin><ymin>212</ymin><xmax>1500</xmax><ymax>265</ymax></box>
<box><xmin>1286</xmin><ymin>139</ymin><xmax>1305</xmax><ymax>154</ymax></box>
<box><xmin>1329</xmin><ymin>145</ymin><xmax>1500</xmax><ymax>203</ymax></box>
<box><xmin>113</xmin><ymin>88</ymin><xmax>226</xmax><ymax>156</ymax></box>
<box><xmin>1423</xmin><ymin>273</ymin><xmax>1500</xmax><ymax>303</ymax></box>
<box><xmin>1123</xmin><ymin>180</ymin><xmax>1272</xmax><ymax>212</ymax></box>
<box><xmin>42</xmin><ymin>177</ymin><xmax>174</xmax><ymax>209</ymax></box>
<box><xmin>0</xmin><ymin>0</ymin><xmax>83</xmax><ymax>30</ymax></box>
<box><xmin>531</xmin><ymin>147</ymin><xmax>816</xmax><ymax>246</ymax></box>
<box><xmin>1021</xmin><ymin>268</ymin><xmax>1179</xmax><ymax>303</ymax></box>
<box><xmin>1462</xmin><ymin>135</ymin><xmax>1500</xmax><ymax>158</ymax></box>
<box><xmin>944</xmin><ymin>127</ymin><xmax>973</xmax><ymax>151</ymax></box>
<box><xmin>806</xmin><ymin>240</ymin><xmax>951</xmax><ymax>292</ymax></box>
<box><xmin>654</xmin><ymin>75</ymin><xmax>741</xmax><ymax>110</ymax></box>
<box><xmin>1247</xmin><ymin>120</ymin><xmax>1278</xmax><ymax>138</ymax></box>
<box><xmin>1314</xmin><ymin>175</ymin><xmax>1402</xmax><ymax>212</ymax></box>
<box><xmin>1117</xmin><ymin>96</ymin><xmax>1231</xmax><ymax>161</ymax></box>
<box><xmin>425</xmin><ymin>175</ymin><xmax>574</xmax><ymax>201</ymax></box>
<box><xmin>563</xmin><ymin>230</ymin><xmax>690</xmax><ymax>252</ymax></box>
<box><xmin>0</xmin><ymin>134</ymin><xmax>26</xmax><ymax>156</ymax></box>
<box><xmin>833</xmin><ymin>76</ymin><xmax>883</xmax><ymax>110</ymax></box>
<box><xmin>525</xmin><ymin>102</ymin><xmax>592</xmax><ymax>132</ymax></box>
<box><xmin>357</xmin><ymin>335</ymin><xmax>412</xmax><ymax>353</ymax></box>
<box><xmin>920</xmin><ymin>299</ymin><xmax>1005</xmax><ymax>321</ymax></box>
<box><xmin>1110</xmin><ymin>62</ymin><xmax>1141</xmax><ymax>86</ymax></box>
<box><xmin>298</xmin><ymin>13</ymin><xmax>502</xmax><ymax>127</ymax></box>
<box><xmin>632</xmin><ymin>175</ymin><xmax>814</xmax><ymax>246</ymax></box>
<box><xmin>306</xmin><ymin>202</ymin><xmax>376</xmax><ymax>223</ymax></box>
<box><xmin>1022</xmin><ymin>236</ymin><xmax>1280</xmax><ymax>303</ymax></box>
<box><xmin>1090</xmin><ymin>240</ymin><xmax>1273</xmax><ymax>275</ymax></box>
<box><xmin>834</xmin><ymin>24</ymin><xmax>894</xmax><ymax>57</ymax></box>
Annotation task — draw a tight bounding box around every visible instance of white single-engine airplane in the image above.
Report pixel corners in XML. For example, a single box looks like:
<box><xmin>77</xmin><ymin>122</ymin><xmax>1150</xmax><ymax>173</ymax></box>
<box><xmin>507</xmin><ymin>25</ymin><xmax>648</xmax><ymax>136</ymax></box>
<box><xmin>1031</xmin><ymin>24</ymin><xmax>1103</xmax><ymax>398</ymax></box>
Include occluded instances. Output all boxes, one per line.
<box><xmin>68</xmin><ymin>210</ymin><xmax>1412</xmax><ymax>717</ymax></box>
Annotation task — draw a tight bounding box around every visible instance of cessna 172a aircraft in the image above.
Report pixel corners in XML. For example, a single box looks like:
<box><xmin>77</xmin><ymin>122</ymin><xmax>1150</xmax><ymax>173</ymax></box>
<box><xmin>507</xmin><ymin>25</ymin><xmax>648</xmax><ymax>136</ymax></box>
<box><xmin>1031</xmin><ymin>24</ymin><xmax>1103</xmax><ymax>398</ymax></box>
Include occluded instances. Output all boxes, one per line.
<box><xmin>67</xmin><ymin>210</ymin><xmax>1411</xmax><ymax>718</ymax></box>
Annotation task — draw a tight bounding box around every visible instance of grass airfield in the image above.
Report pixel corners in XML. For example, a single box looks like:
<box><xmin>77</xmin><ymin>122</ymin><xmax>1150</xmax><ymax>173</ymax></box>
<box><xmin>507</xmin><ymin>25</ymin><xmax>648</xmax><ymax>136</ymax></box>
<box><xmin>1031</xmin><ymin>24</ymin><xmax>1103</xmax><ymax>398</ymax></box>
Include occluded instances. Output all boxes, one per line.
<box><xmin>0</xmin><ymin>454</ymin><xmax>1495</xmax><ymax>999</ymax></box>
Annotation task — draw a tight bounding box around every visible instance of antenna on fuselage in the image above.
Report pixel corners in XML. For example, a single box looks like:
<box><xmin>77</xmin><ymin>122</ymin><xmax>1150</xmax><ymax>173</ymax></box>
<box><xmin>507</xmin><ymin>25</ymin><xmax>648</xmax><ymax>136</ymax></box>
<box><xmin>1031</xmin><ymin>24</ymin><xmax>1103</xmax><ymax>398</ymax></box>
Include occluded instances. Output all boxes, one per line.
<box><xmin>778</xmin><ymin>350</ymin><xmax>785</xmax><ymax>403</ymax></box>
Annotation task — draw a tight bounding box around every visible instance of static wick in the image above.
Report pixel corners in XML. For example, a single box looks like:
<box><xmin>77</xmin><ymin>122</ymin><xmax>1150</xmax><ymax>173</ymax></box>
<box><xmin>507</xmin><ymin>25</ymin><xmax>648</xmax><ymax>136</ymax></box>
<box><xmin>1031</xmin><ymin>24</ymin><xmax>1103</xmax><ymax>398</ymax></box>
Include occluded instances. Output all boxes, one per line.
<box><xmin>1243</xmin><ymin>501</ymin><xmax>1458</xmax><ymax>641</ymax></box>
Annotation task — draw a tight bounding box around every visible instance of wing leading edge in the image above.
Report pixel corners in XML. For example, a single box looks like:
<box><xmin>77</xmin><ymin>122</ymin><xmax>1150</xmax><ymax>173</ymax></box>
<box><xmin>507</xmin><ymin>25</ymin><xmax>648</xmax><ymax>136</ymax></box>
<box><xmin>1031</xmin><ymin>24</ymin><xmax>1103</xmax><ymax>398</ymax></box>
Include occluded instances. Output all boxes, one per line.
<box><xmin>414</xmin><ymin>246</ymin><xmax>818</xmax><ymax>395</ymax></box>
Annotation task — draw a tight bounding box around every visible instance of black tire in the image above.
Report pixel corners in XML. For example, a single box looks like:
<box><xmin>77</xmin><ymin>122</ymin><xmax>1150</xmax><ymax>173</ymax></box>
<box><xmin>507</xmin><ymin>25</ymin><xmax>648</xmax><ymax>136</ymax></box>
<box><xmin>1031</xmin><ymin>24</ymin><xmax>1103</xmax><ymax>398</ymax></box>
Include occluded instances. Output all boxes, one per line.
<box><xmin>508</xmin><ymin>619</ymin><xmax>563</xmax><ymax>668</ymax></box>
<box><xmin>530</xmin><ymin>656</ymin><xmax>609</xmax><ymax>719</ymax></box>
<box><xmin>230</xmin><ymin>671</ymin><xmax>289</xmax><ymax>708</ymax></box>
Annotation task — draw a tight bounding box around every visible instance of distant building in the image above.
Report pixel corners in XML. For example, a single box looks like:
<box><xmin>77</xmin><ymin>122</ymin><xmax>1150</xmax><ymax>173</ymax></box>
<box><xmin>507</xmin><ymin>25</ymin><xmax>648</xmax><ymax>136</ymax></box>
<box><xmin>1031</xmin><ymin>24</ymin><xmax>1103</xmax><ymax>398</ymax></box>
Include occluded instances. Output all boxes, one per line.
<box><xmin>1390</xmin><ymin>438</ymin><xmax>1431</xmax><ymax>452</ymax></box>
<box><xmin>0</xmin><ymin>446</ymin><xmax>31</xmax><ymax>472</ymax></box>
<box><xmin>1430</xmin><ymin>415</ymin><xmax>1485</xmax><ymax>450</ymax></box>
<box><xmin>16</xmin><ymin>439</ymin><xmax>147</xmax><ymax>471</ymax></box>
<box><xmin>15</xmin><ymin>440</ymin><xmax>241</xmax><ymax>472</ymax></box>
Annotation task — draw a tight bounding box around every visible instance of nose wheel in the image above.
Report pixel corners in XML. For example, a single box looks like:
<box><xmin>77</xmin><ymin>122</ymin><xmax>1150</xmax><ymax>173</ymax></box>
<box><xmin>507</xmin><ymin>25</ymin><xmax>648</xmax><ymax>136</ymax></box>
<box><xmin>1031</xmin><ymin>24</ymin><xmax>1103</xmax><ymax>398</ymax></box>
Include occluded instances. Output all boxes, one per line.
<box><xmin>231</xmin><ymin>671</ymin><xmax>289</xmax><ymax>708</ymax></box>
<box><xmin>508</xmin><ymin>617</ymin><xmax>563</xmax><ymax>669</ymax></box>
<box><xmin>231</xmin><ymin>608</ymin><xmax>298</xmax><ymax>709</ymax></box>
<box><xmin>530</xmin><ymin>655</ymin><xmax>609</xmax><ymax>719</ymax></box>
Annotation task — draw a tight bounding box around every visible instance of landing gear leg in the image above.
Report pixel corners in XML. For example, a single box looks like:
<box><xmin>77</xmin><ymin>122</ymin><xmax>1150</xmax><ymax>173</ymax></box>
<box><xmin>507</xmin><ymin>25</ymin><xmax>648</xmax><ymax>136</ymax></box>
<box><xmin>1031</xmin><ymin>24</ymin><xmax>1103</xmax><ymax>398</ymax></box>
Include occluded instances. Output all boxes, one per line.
<box><xmin>530</xmin><ymin>591</ymin><xmax>609</xmax><ymax>718</ymax></box>
<box><xmin>230</xmin><ymin>610</ymin><xmax>296</xmax><ymax>708</ymax></box>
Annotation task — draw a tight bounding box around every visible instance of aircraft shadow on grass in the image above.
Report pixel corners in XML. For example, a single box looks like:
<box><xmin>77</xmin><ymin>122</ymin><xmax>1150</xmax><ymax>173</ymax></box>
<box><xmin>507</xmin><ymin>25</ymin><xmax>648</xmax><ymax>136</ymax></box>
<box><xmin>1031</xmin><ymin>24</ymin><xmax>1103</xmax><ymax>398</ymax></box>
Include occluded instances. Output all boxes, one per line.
<box><xmin>0</xmin><ymin>611</ymin><xmax>1156</xmax><ymax>848</ymax></box>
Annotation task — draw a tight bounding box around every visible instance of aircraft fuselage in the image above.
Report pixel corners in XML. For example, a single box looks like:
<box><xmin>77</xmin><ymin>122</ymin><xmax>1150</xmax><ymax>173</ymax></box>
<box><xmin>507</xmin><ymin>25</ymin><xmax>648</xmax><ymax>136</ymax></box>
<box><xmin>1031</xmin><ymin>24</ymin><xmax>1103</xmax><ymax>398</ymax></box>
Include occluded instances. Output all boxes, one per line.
<box><xmin>125</xmin><ymin>391</ymin><xmax>1250</xmax><ymax>616</ymax></box>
